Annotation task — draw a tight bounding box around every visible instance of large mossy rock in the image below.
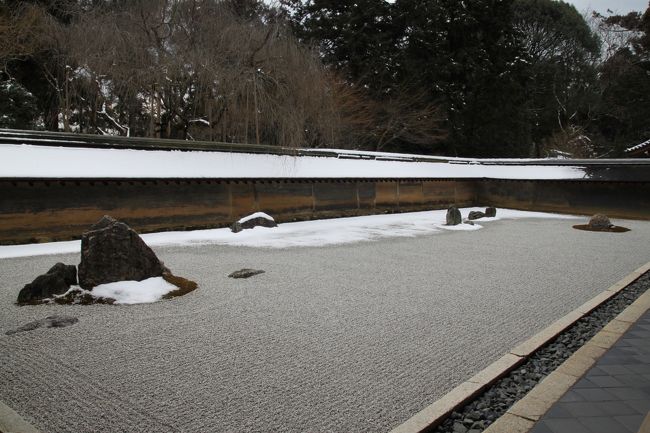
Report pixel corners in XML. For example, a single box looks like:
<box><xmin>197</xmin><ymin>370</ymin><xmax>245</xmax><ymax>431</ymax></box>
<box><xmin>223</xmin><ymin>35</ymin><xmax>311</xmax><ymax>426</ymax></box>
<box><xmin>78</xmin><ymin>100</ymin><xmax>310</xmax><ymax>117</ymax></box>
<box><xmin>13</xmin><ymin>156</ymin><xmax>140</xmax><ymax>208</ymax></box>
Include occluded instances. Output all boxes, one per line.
<box><xmin>17</xmin><ymin>263</ymin><xmax>78</xmax><ymax>304</ymax></box>
<box><xmin>446</xmin><ymin>206</ymin><xmax>462</xmax><ymax>226</ymax></box>
<box><xmin>78</xmin><ymin>216</ymin><xmax>165</xmax><ymax>290</ymax></box>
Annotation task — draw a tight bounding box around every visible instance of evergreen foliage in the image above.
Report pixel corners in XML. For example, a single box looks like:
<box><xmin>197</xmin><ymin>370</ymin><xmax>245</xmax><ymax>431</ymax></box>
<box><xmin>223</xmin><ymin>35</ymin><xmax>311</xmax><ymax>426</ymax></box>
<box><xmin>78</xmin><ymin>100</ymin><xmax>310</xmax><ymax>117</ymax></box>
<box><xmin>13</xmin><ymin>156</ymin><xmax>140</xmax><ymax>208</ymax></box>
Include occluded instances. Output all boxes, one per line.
<box><xmin>592</xmin><ymin>5</ymin><xmax>650</xmax><ymax>155</ymax></box>
<box><xmin>0</xmin><ymin>0</ymin><xmax>648</xmax><ymax>158</ymax></box>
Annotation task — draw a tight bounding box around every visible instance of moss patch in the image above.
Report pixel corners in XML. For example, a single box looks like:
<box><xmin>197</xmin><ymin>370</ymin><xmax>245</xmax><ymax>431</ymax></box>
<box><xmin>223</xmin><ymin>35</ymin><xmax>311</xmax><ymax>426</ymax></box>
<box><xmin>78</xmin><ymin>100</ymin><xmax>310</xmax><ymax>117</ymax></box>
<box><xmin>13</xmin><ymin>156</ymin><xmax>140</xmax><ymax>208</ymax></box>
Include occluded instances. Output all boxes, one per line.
<box><xmin>53</xmin><ymin>288</ymin><xmax>116</xmax><ymax>305</ymax></box>
<box><xmin>573</xmin><ymin>224</ymin><xmax>630</xmax><ymax>233</ymax></box>
<box><xmin>162</xmin><ymin>272</ymin><xmax>198</xmax><ymax>299</ymax></box>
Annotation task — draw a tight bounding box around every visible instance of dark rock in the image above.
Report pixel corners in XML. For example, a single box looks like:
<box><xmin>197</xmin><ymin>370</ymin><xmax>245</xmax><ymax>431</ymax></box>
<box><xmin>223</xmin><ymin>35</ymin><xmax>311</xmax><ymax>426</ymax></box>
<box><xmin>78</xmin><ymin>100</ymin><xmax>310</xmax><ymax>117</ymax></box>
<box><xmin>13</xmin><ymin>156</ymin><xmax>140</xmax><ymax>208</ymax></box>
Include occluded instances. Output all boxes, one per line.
<box><xmin>78</xmin><ymin>216</ymin><xmax>165</xmax><ymax>290</ymax></box>
<box><xmin>452</xmin><ymin>422</ymin><xmax>468</xmax><ymax>433</ymax></box>
<box><xmin>6</xmin><ymin>315</ymin><xmax>78</xmax><ymax>335</ymax></box>
<box><xmin>468</xmin><ymin>211</ymin><xmax>486</xmax><ymax>220</ymax></box>
<box><xmin>91</xmin><ymin>215</ymin><xmax>118</xmax><ymax>230</ymax></box>
<box><xmin>48</xmin><ymin>262</ymin><xmax>78</xmax><ymax>285</ymax></box>
<box><xmin>17</xmin><ymin>262</ymin><xmax>77</xmax><ymax>304</ymax></box>
<box><xmin>463</xmin><ymin>220</ymin><xmax>475</xmax><ymax>226</ymax></box>
<box><xmin>485</xmin><ymin>207</ymin><xmax>497</xmax><ymax>218</ymax></box>
<box><xmin>231</xmin><ymin>213</ymin><xmax>277</xmax><ymax>233</ymax></box>
<box><xmin>229</xmin><ymin>269</ymin><xmax>265</xmax><ymax>279</ymax></box>
<box><xmin>588</xmin><ymin>214</ymin><xmax>612</xmax><ymax>229</ymax></box>
<box><xmin>446</xmin><ymin>206</ymin><xmax>462</xmax><ymax>226</ymax></box>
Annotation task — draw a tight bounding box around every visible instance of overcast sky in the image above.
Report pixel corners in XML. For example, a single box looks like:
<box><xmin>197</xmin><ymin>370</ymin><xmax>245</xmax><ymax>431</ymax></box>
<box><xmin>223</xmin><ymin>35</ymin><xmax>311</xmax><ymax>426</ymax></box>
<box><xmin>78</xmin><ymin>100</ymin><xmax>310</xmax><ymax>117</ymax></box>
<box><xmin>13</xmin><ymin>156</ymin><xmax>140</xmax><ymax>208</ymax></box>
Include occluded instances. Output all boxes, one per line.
<box><xmin>566</xmin><ymin>0</ymin><xmax>648</xmax><ymax>14</ymax></box>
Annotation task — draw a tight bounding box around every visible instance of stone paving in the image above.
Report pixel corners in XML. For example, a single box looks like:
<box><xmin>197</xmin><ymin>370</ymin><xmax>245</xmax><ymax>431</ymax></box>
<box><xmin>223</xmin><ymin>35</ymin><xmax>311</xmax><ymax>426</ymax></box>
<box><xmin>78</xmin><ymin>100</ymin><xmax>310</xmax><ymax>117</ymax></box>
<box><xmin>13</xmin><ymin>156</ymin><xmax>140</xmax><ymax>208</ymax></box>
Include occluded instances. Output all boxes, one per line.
<box><xmin>531</xmin><ymin>310</ymin><xmax>650</xmax><ymax>433</ymax></box>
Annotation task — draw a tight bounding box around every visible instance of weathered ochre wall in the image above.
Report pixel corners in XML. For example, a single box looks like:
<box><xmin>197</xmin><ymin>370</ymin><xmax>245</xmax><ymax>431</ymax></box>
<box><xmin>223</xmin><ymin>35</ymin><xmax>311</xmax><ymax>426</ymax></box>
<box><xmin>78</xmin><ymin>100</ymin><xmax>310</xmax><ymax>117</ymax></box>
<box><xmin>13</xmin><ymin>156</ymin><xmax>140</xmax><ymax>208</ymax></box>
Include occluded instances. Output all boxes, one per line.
<box><xmin>0</xmin><ymin>178</ymin><xmax>647</xmax><ymax>244</ymax></box>
<box><xmin>476</xmin><ymin>180</ymin><xmax>650</xmax><ymax>221</ymax></box>
<box><xmin>0</xmin><ymin>178</ymin><xmax>477</xmax><ymax>244</ymax></box>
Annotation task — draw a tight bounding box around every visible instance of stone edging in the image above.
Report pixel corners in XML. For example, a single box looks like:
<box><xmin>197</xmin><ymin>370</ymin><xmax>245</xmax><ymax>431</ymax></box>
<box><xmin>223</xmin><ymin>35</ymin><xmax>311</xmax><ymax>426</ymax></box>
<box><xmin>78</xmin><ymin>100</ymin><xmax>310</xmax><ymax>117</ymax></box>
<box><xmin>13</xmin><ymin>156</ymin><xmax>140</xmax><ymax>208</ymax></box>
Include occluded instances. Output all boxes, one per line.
<box><xmin>389</xmin><ymin>261</ymin><xmax>650</xmax><ymax>433</ymax></box>
<box><xmin>0</xmin><ymin>400</ymin><xmax>40</xmax><ymax>433</ymax></box>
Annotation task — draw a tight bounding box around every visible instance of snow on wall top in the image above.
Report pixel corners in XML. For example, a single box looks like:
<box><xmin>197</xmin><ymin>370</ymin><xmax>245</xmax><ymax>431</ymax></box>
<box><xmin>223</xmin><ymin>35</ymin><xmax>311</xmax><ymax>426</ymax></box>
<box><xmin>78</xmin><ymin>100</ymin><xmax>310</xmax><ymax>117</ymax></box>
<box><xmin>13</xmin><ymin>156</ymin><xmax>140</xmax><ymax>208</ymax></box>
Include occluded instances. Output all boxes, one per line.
<box><xmin>0</xmin><ymin>143</ymin><xmax>586</xmax><ymax>180</ymax></box>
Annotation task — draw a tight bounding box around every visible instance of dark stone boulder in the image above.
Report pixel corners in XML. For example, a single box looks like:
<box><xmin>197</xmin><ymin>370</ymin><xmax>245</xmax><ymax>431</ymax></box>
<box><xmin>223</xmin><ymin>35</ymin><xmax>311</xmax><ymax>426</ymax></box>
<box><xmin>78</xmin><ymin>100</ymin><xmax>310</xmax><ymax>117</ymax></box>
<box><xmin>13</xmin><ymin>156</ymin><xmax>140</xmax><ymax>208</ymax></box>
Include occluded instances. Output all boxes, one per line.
<box><xmin>48</xmin><ymin>262</ymin><xmax>78</xmax><ymax>286</ymax></box>
<box><xmin>446</xmin><ymin>206</ymin><xmax>462</xmax><ymax>226</ymax></box>
<box><xmin>231</xmin><ymin>213</ymin><xmax>277</xmax><ymax>233</ymax></box>
<box><xmin>17</xmin><ymin>263</ymin><xmax>77</xmax><ymax>304</ymax></box>
<box><xmin>468</xmin><ymin>211</ymin><xmax>486</xmax><ymax>220</ymax></box>
<box><xmin>485</xmin><ymin>207</ymin><xmax>497</xmax><ymax>218</ymax></box>
<box><xmin>588</xmin><ymin>214</ymin><xmax>612</xmax><ymax>229</ymax></box>
<box><xmin>229</xmin><ymin>269</ymin><xmax>265</xmax><ymax>279</ymax></box>
<box><xmin>5</xmin><ymin>315</ymin><xmax>79</xmax><ymax>335</ymax></box>
<box><xmin>78</xmin><ymin>216</ymin><xmax>165</xmax><ymax>290</ymax></box>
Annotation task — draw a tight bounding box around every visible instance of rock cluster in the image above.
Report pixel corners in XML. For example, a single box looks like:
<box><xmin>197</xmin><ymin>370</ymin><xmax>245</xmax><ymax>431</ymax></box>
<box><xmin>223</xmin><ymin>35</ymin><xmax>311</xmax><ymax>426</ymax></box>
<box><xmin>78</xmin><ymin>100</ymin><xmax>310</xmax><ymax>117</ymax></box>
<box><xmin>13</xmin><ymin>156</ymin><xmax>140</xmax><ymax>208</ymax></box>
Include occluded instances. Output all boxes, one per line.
<box><xmin>17</xmin><ymin>216</ymin><xmax>197</xmax><ymax>305</ymax></box>
<box><xmin>446</xmin><ymin>206</ymin><xmax>497</xmax><ymax>226</ymax></box>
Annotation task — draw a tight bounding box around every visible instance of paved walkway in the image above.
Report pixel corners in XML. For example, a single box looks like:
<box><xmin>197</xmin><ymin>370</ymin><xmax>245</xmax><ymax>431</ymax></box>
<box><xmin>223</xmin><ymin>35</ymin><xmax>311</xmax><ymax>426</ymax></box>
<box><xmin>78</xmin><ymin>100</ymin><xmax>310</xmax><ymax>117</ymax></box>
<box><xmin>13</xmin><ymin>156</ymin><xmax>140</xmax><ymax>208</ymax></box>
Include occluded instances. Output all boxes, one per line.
<box><xmin>531</xmin><ymin>310</ymin><xmax>650</xmax><ymax>433</ymax></box>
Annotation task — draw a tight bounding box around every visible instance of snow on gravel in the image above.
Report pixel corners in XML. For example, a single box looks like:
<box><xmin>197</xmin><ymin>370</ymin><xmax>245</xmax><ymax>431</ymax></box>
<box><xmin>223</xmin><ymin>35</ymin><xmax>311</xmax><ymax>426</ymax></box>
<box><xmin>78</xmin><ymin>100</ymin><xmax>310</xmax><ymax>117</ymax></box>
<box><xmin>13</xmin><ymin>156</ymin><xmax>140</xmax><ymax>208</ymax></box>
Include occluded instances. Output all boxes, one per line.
<box><xmin>0</xmin><ymin>143</ymin><xmax>586</xmax><ymax>179</ymax></box>
<box><xmin>91</xmin><ymin>277</ymin><xmax>177</xmax><ymax>304</ymax></box>
<box><xmin>0</xmin><ymin>208</ymin><xmax>579</xmax><ymax>259</ymax></box>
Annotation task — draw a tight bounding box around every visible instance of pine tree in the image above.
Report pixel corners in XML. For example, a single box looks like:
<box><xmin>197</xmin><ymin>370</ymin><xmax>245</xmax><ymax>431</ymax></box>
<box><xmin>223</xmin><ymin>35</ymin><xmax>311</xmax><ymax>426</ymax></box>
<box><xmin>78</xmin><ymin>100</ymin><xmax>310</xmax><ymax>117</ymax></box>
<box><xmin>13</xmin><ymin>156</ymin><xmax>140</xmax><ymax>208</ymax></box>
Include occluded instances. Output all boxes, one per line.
<box><xmin>288</xmin><ymin>0</ymin><xmax>397</xmax><ymax>95</ymax></box>
<box><xmin>395</xmin><ymin>0</ymin><xmax>532</xmax><ymax>156</ymax></box>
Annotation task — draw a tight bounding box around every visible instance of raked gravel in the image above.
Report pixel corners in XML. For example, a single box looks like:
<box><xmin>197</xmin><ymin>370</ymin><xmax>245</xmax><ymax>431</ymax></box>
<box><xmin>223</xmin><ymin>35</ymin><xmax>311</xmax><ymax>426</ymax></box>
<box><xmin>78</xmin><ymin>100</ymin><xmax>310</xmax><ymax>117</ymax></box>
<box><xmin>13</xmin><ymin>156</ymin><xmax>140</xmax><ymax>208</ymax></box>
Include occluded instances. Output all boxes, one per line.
<box><xmin>1</xmin><ymin>217</ymin><xmax>650</xmax><ymax>433</ymax></box>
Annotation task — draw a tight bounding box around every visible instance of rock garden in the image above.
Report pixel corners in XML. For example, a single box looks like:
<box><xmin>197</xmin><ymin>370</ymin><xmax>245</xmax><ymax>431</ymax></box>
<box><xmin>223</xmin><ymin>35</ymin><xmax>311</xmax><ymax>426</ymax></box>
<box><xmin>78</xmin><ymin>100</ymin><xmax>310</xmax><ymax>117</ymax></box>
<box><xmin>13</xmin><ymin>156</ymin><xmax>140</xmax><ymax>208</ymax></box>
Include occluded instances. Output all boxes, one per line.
<box><xmin>16</xmin><ymin>215</ymin><xmax>197</xmax><ymax>306</ymax></box>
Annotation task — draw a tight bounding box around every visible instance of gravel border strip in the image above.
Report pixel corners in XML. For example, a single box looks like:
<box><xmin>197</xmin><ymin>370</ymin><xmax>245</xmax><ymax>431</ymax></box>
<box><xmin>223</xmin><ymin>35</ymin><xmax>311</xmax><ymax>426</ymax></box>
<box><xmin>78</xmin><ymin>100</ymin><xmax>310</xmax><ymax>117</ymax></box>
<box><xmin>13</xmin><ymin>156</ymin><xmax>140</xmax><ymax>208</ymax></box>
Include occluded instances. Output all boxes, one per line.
<box><xmin>390</xmin><ymin>261</ymin><xmax>650</xmax><ymax>433</ymax></box>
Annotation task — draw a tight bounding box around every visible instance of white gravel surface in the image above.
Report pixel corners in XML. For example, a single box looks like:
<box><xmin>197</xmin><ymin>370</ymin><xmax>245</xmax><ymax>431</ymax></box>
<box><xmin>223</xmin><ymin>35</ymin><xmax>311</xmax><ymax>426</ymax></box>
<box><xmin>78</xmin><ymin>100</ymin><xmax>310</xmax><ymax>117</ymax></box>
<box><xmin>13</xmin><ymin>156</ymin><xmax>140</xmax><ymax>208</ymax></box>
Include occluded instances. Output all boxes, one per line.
<box><xmin>1</xmin><ymin>217</ymin><xmax>649</xmax><ymax>433</ymax></box>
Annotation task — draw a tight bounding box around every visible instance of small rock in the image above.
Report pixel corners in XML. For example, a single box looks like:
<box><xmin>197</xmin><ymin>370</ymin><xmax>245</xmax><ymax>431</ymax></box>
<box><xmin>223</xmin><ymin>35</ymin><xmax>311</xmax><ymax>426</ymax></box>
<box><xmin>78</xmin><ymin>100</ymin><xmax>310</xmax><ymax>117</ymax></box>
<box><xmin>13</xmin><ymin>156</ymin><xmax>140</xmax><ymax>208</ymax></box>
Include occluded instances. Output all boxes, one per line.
<box><xmin>468</xmin><ymin>211</ymin><xmax>486</xmax><ymax>220</ymax></box>
<box><xmin>17</xmin><ymin>263</ymin><xmax>78</xmax><ymax>304</ymax></box>
<box><xmin>231</xmin><ymin>212</ymin><xmax>277</xmax><ymax>233</ymax></box>
<box><xmin>6</xmin><ymin>315</ymin><xmax>78</xmax><ymax>335</ymax></box>
<box><xmin>485</xmin><ymin>206</ymin><xmax>497</xmax><ymax>217</ymax></box>
<box><xmin>588</xmin><ymin>214</ymin><xmax>612</xmax><ymax>229</ymax></box>
<box><xmin>463</xmin><ymin>219</ymin><xmax>475</xmax><ymax>226</ymax></box>
<box><xmin>452</xmin><ymin>422</ymin><xmax>468</xmax><ymax>433</ymax></box>
<box><xmin>446</xmin><ymin>206</ymin><xmax>462</xmax><ymax>226</ymax></box>
<box><xmin>229</xmin><ymin>269</ymin><xmax>265</xmax><ymax>279</ymax></box>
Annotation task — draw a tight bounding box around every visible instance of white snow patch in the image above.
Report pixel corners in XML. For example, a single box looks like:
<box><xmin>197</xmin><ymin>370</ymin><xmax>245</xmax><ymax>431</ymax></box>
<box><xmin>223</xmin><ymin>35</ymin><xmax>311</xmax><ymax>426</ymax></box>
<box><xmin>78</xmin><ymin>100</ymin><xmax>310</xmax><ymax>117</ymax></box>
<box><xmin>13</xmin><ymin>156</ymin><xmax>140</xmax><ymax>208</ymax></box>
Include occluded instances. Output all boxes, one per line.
<box><xmin>0</xmin><ymin>208</ymin><xmax>580</xmax><ymax>258</ymax></box>
<box><xmin>91</xmin><ymin>277</ymin><xmax>177</xmax><ymax>304</ymax></box>
<box><xmin>0</xmin><ymin>144</ymin><xmax>586</xmax><ymax>180</ymax></box>
<box><xmin>238</xmin><ymin>212</ymin><xmax>275</xmax><ymax>224</ymax></box>
<box><xmin>439</xmin><ymin>222</ymin><xmax>483</xmax><ymax>231</ymax></box>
